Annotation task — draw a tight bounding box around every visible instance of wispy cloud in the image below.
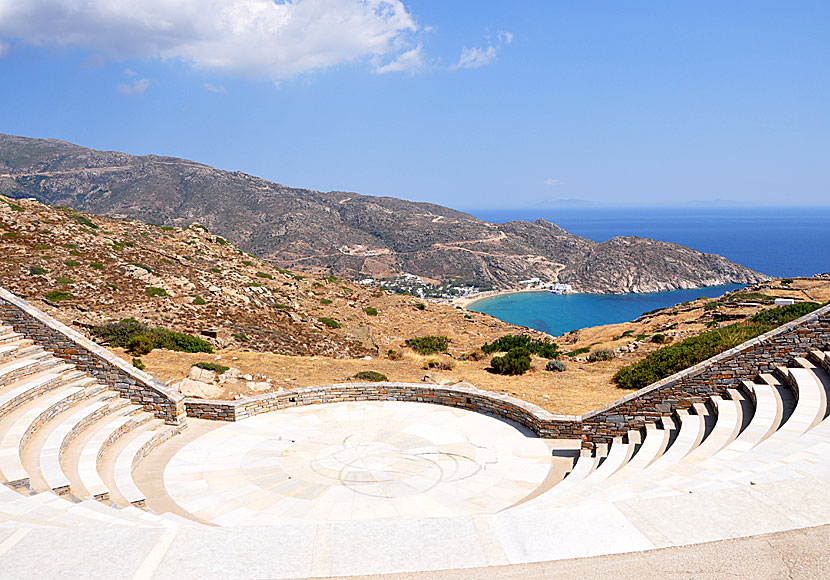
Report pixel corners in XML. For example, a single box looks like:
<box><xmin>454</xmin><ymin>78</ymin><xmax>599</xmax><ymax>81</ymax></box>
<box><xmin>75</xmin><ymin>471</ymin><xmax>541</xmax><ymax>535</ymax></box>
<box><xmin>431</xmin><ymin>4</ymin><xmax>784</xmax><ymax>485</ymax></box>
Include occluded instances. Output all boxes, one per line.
<box><xmin>0</xmin><ymin>0</ymin><xmax>420</xmax><ymax>81</ymax></box>
<box><xmin>0</xmin><ymin>41</ymin><xmax>10</xmax><ymax>58</ymax></box>
<box><xmin>544</xmin><ymin>178</ymin><xmax>564</xmax><ymax>186</ymax></box>
<box><xmin>116</xmin><ymin>77</ymin><xmax>150</xmax><ymax>96</ymax></box>
<box><xmin>451</xmin><ymin>29</ymin><xmax>512</xmax><ymax>70</ymax></box>
<box><xmin>374</xmin><ymin>44</ymin><xmax>424</xmax><ymax>74</ymax></box>
<box><xmin>203</xmin><ymin>82</ymin><xmax>227</xmax><ymax>94</ymax></box>
<box><xmin>122</xmin><ymin>68</ymin><xmax>138</xmax><ymax>78</ymax></box>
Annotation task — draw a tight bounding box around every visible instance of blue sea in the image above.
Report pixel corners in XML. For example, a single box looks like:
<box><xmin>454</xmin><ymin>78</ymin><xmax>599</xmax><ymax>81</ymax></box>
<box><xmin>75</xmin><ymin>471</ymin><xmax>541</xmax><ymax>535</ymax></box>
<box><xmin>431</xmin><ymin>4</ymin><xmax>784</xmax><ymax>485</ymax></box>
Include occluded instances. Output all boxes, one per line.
<box><xmin>463</xmin><ymin>207</ymin><xmax>830</xmax><ymax>335</ymax></box>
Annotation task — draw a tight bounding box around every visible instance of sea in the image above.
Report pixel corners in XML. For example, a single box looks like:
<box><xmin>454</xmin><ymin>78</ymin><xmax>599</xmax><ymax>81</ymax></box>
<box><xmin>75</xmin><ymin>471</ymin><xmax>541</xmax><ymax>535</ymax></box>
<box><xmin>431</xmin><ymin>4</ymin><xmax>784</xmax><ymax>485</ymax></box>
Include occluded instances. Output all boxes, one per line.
<box><xmin>463</xmin><ymin>207</ymin><xmax>830</xmax><ymax>336</ymax></box>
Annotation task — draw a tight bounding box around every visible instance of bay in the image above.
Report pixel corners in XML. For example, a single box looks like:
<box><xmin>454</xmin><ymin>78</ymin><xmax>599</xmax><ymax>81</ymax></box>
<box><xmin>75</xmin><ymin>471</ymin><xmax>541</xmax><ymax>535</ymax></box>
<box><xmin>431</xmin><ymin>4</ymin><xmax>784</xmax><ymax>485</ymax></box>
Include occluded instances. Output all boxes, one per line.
<box><xmin>467</xmin><ymin>285</ymin><xmax>744</xmax><ymax>336</ymax></box>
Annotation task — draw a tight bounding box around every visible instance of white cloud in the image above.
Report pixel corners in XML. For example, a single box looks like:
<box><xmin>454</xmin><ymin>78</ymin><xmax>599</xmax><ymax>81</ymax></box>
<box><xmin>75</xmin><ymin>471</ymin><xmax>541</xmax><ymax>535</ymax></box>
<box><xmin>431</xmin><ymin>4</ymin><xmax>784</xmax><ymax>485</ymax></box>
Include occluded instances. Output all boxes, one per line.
<box><xmin>204</xmin><ymin>82</ymin><xmax>227</xmax><ymax>94</ymax></box>
<box><xmin>0</xmin><ymin>41</ymin><xmax>10</xmax><ymax>58</ymax></box>
<box><xmin>374</xmin><ymin>44</ymin><xmax>423</xmax><ymax>74</ymax></box>
<box><xmin>116</xmin><ymin>77</ymin><xmax>150</xmax><ymax>96</ymax></box>
<box><xmin>0</xmin><ymin>0</ymin><xmax>419</xmax><ymax>81</ymax></box>
<box><xmin>122</xmin><ymin>68</ymin><xmax>138</xmax><ymax>77</ymax></box>
<box><xmin>452</xmin><ymin>46</ymin><xmax>497</xmax><ymax>70</ymax></box>
<box><xmin>544</xmin><ymin>178</ymin><xmax>564</xmax><ymax>186</ymax></box>
<box><xmin>451</xmin><ymin>29</ymin><xmax>512</xmax><ymax>70</ymax></box>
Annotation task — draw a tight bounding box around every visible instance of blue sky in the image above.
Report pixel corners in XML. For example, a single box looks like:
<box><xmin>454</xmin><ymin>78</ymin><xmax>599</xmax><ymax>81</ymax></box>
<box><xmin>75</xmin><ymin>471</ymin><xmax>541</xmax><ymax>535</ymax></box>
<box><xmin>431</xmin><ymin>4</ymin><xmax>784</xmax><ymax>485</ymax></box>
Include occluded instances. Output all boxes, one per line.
<box><xmin>1</xmin><ymin>1</ymin><xmax>828</xmax><ymax>209</ymax></box>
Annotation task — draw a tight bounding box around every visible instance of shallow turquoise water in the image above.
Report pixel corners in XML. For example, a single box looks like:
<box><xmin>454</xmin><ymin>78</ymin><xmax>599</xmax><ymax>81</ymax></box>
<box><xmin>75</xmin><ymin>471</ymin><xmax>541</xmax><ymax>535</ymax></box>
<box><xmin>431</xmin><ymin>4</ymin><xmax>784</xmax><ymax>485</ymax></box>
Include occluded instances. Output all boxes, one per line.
<box><xmin>467</xmin><ymin>285</ymin><xmax>744</xmax><ymax>336</ymax></box>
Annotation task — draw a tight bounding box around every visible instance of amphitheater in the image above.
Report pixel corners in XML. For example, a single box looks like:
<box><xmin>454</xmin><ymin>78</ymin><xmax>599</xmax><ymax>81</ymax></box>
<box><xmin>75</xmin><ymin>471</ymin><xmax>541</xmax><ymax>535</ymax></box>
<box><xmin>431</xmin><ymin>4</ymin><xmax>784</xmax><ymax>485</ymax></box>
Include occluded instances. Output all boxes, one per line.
<box><xmin>0</xmin><ymin>285</ymin><xmax>829</xmax><ymax>579</ymax></box>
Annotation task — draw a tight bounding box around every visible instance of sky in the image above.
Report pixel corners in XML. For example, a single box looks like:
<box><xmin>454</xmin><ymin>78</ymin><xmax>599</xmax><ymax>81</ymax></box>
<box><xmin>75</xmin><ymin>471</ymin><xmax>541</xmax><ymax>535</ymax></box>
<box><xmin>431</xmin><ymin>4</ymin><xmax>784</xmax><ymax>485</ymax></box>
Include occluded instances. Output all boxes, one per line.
<box><xmin>0</xmin><ymin>1</ymin><xmax>828</xmax><ymax>209</ymax></box>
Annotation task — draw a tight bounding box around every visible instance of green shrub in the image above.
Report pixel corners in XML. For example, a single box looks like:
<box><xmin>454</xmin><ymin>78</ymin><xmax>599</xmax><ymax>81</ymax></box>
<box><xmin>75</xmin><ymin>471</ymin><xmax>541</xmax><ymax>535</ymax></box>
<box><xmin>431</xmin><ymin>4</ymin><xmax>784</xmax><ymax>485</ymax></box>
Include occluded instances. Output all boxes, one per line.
<box><xmin>386</xmin><ymin>349</ymin><xmax>402</xmax><ymax>360</ymax></box>
<box><xmin>587</xmin><ymin>349</ymin><xmax>613</xmax><ymax>362</ymax></box>
<box><xmin>780</xmin><ymin>279</ymin><xmax>793</xmax><ymax>285</ymax></box>
<box><xmin>704</xmin><ymin>301</ymin><xmax>720</xmax><ymax>311</ymax></box>
<box><xmin>91</xmin><ymin>319</ymin><xmax>213</xmax><ymax>354</ymax></box>
<box><xmin>324</xmin><ymin>276</ymin><xmax>338</xmax><ymax>283</ymax></box>
<box><xmin>193</xmin><ymin>362</ymin><xmax>229</xmax><ymax>374</ymax></box>
<box><xmin>635</xmin><ymin>334</ymin><xmax>649</xmax><ymax>341</ymax></box>
<box><xmin>461</xmin><ymin>348</ymin><xmax>486</xmax><ymax>361</ymax></box>
<box><xmin>464</xmin><ymin>314</ymin><xmax>473</xmax><ymax>319</ymax></box>
<box><xmin>363</xmin><ymin>307</ymin><xmax>378</xmax><ymax>316</ymax></box>
<box><xmin>69</xmin><ymin>249</ymin><xmax>81</xmax><ymax>256</ymax></box>
<box><xmin>255</xmin><ymin>271</ymin><xmax>273</xmax><ymax>279</ymax></box>
<box><xmin>29</xmin><ymin>265</ymin><xmax>46</xmax><ymax>275</ymax></box>
<box><xmin>414</xmin><ymin>302</ymin><xmax>426</xmax><ymax>310</ymax></box>
<box><xmin>1</xmin><ymin>232</ymin><xmax>18</xmax><ymax>238</ymax></box>
<box><xmin>70</xmin><ymin>214</ymin><xmax>98</xmax><ymax>229</ymax></box>
<box><xmin>146</xmin><ymin>287</ymin><xmax>169</xmax><ymax>297</ymax></box>
<box><xmin>273</xmin><ymin>303</ymin><xmax>291</xmax><ymax>310</ymax></box>
<box><xmin>546</xmin><ymin>359</ymin><xmax>567</xmax><ymax>372</ymax></box>
<box><xmin>126</xmin><ymin>335</ymin><xmax>153</xmax><ymax>355</ymax></box>
<box><xmin>210</xmin><ymin>267</ymin><xmax>222</xmax><ymax>273</ymax></box>
<box><xmin>192</xmin><ymin>296</ymin><xmax>207</xmax><ymax>305</ymax></box>
<box><xmin>313</xmin><ymin>282</ymin><xmax>324</xmax><ymax>288</ymax></box>
<box><xmin>613</xmin><ymin>321</ymin><xmax>789</xmax><ymax>390</ymax></box>
<box><xmin>131</xmin><ymin>358</ymin><xmax>145</xmax><ymax>371</ymax></box>
<box><xmin>353</xmin><ymin>371</ymin><xmax>388</xmax><ymax>382</ymax></box>
<box><xmin>489</xmin><ymin>348</ymin><xmax>532</xmax><ymax>375</ymax></box>
<box><xmin>232</xmin><ymin>333</ymin><xmax>249</xmax><ymax>342</ymax></box>
<box><xmin>90</xmin><ymin>262</ymin><xmax>104</xmax><ymax>269</ymax></box>
<box><xmin>750</xmin><ymin>302</ymin><xmax>821</xmax><ymax>326</ymax></box>
<box><xmin>318</xmin><ymin>317</ymin><xmax>340</xmax><ymax>329</ymax></box>
<box><xmin>729</xmin><ymin>292</ymin><xmax>776</xmax><ymax>303</ymax></box>
<box><xmin>55</xmin><ymin>276</ymin><xmax>73</xmax><ymax>286</ymax></box>
<box><xmin>35</xmin><ymin>244</ymin><xmax>50</xmax><ymax>251</ymax></box>
<box><xmin>320</xmin><ymin>298</ymin><xmax>333</xmax><ymax>305</ymax></box>
<box><xmin>481</xmin><ymin>334</ymin><xmax>559</xmax><ymax>358</ymax></box>
<box><xmin>63</xmin><ymin>259</ymin><xmax>79</xmax><ymax>267</ymax></box>
<box><xmin>651</xmin><ymin>333</ymin><xmax>670</xmax><ymax>344</ymax></box>
<box><xmin>405</xmin><ymin>335</ymin><xmax>449</xmax><ymax>355</ymax></box>
<box><xmin>44</xmin><ymin>291</ymin><xmax>73</xmax><ymax>301</ymax></box>
<box><xmin>292</xmin><ymin>274</ymin><xmax>304</xmax><ymax>281</ymax></box>
<box><xmin>129</xmin><ymin>262</ymin><xmax>152</xmax><ymax>273</ymax></box>
<box><xmin>247</xmin><ymin>282</ymin><xmax>262</xmax><ymax>287</ymax></box>
<box><xmin>566</xmin><ymin>346</ymin><xmax>591</xmax><ymax>357</ymax></box>
<box><xmin>215</xmin><ymin>236</ymin><xmax>228</xmax><ymax>245</ymax></box>
<box><xmin>1</xmin><ymin>199</ymin><xmax>24</xmax><ymax>212</ymax></box>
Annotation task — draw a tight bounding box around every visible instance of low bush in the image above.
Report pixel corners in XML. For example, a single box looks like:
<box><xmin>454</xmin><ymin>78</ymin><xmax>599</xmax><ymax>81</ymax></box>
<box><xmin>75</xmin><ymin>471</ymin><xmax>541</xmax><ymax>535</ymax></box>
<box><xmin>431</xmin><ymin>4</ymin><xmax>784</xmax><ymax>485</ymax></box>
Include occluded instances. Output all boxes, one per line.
<box><xmin>29</xmin><ymin>265</ymin><xmax>46</xmax><ymax>275</ymax></box>
<box><xmin>232</xmin><ymin>333</ymin><xmax>249</xmax><ymax>342</ymax></box>
<box><xmin>587</xmin><ymin>349</ymin><xmax>613</xmax><ymax>362</ymax></box>
<box><xmin>651</xmin><ymin>333</ymin><xmax>670</xmax><ymax>344</ymax></box>
<box><xmin>324</xmin><ymin>276</ymin><xmax>338</xmax><ymax>283</ymax></box>
<box><xmin>611</xmin><ymin>306</ymin><xmax>821</xmax><ymax>390</ymax></box>
<box><xmin>414</xmin><ymin>302</ymin><xmax>426</xmax><ymax>310</ymax></box>
<box><xmin>215</xmin><ymin>236</ymin><xmax>228</xmax><ymax>245</ymax></box>
<box><xmin>704</xmin><ymin>301</ymin><xmax>720</xmax><ymax>311</ymax></box>
<box><xmin>320</xmin><ymin>298</ymin><xmax>333</xmax><ymax>305</ymax></box>
<box><xmin>750</xmin><ymin>302</ymin><xmax>820</xmax><ymax>326</ymax></box>
<box><xmin>318</xmin><ymin>317</ymin><xmax>340</xmax><ymax>329</ymax></box>
<box><xmin>90</xmin><ymin>262</ymin><xmax>104</xmax><ymax>269</ymax></box>
<box><xmin>461</xmin><ymin>348</ymin><xmax>486</xmax><ymax>361</ymax></box>
<box><xmin>70</xmin><ymin>214</ymin><xmax>98</xmax><ymax>229</ymax></box>
<box><xmin>464</xmin><ymin>314</ymin><xmax>472</xmax><ymax>319</ymax></box>
<box><xmin>635</xmin><ymin>334</ymin><xmax>649</xmax><ymax>341</ymax></box>
<box><xmin>363</xmin><ymin>307</ymin><xmax>378</xmax><ymax>316</ymax></box>
<box><xmin>91</xmin><ymin>319</ymin><xmax>213</xmax><ymax>353</ymax></box>
<box><xmin>192</xmin><ymin>296</ymin><xmax>207</xmax><ymax>305</ymax></box>
<box><xmin>546</xmin><ymin>359</ymin><xmax>567</xmax><ymax>372</ymax></box>
<box><xmin>273</xmin><ymin>303</ymin><xmax>292</xmax><ymax>310</ymax></box>
<box><xmin>131</xmin><ymin>358</ymin><xmax>145</xmax><ymax>370</ymax></box>
<box><xmin>44</xmin><ymin>290</ymin><xmax>73</xmax><ymax>301</ymax></box>
<box><xmin>146</xmin><ymin>287</ymin><xmax>169</xmax><ymax>297</ymax></box>
<box><xmin>255</xmin><ymin>271</ymin><xmax>273</xmax><ymax>279</ymax></box>
<box><xmin>423</xmin><ymin>358</ymin><xmax>455</xmax><ymax>371</ymax></box>
<box><xmin>210</xmin><ymin>267</ymin><xmax>222</xmax><ymax>274</ymax></box>
<box><xmin>481</xmin><ymin>334</ymin><xmax>559</xmax><ymax>359</ymax></box>
<box><xmin>489</xmin><ymin>347</ymin><xmax>532</xmax><ymax>376</ymax></box>
<box><xmin>566</xmin><ymin>346</ymin><xmax>591</xmax><ymax>357</ymax></box>
<box><xmin>126</xmin><ymin>335</ymin><xmax>153</xmax><ymax>355</ymax></box>
<box><xmin>193</xmin><ymin>362</ymin><xmax>229</xmax><ymax>374</ymax></box>
<box><xmin>55</xmin><ymin>276</ymin><xmax>73</xmax><ymax>286</ymax></box>
<box><xmin>63</xmin><ymin>259</ymin><xmax>79</xmax><ymax>267</ymax></box>
<box><xmin>405</xmin><ymin>335</ymin><xmax>449</xmax><ymax>355</ymax></box>
<box><xmin>386</xmin><ymin>349</ymin><xmax>402</xmax><ymax>360</ymax></box>
<box><xmin>353</xmin><ymin>371</ymin><xmax>388</xmax><ymax>382</ymax></box>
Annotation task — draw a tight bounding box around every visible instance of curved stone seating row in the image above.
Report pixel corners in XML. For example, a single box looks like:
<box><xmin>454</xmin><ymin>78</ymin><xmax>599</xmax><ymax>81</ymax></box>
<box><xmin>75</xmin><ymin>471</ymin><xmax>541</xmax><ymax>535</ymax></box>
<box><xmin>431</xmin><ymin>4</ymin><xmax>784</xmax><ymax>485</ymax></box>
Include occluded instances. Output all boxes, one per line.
<box><xmin>0</xmin><ymin>330</ymin><xmax>188</xmax><ymax>527</ymax></box>
<box><xmin>521</xmin><ymin>360</ymin><xmax>830</xmax><ymax>511</ymax></box>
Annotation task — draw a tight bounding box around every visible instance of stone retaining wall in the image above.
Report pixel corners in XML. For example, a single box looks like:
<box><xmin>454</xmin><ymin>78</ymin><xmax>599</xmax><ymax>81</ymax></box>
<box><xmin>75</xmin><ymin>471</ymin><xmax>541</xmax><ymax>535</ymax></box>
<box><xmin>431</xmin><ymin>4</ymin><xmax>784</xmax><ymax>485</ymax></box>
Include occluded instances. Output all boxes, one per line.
<box><xmin>579</xmin><ymin>303</ymin><xmax>830</xmax><ymax>447</ymax></box>
<box><xmin>0</xmin><ymin>288</ymin><xmax>186</xmax><ymax>425</ymax></box>
<box><xmin>185</xmin><ymin>382</ymin><xmax>584</xmax><ymax>439</ymax></box>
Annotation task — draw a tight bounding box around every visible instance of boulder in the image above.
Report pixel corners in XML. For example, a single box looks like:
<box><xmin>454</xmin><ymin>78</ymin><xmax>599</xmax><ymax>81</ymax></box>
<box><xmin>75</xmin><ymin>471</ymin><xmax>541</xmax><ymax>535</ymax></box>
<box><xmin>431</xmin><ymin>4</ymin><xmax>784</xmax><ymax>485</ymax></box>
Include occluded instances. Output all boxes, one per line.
<box><xmin>172</xmin><ymin>378</ymin><xmax>223</xmax><ymax>399</ymax></box>
<box><xmin>188</xmin><ymin>366</ymin><xmax>217</xmax><ymax>383</ymax></box>
<box><xmin>422</xmin><ymin>372</ymin><xmax>456</xmax><ymax>386</ymax></box>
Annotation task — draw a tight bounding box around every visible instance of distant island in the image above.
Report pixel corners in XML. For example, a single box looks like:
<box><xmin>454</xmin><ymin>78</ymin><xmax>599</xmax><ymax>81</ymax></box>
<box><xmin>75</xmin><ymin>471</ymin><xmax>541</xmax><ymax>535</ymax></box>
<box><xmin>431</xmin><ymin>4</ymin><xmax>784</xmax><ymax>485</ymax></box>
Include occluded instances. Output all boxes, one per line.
<box><xmin>0</xmin><ymin>133</ymin><xmax>767</xmax><ymax>295</ymax></box>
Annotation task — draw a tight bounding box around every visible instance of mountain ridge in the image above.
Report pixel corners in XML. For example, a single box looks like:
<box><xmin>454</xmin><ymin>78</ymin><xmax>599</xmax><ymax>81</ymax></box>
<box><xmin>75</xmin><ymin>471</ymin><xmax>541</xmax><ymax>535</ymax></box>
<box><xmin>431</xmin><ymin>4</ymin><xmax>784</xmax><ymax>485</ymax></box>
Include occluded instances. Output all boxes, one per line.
<box><xmin>0</xmin><ymin>133</ymin><xmax>768</xmax><ymax>293</ymax></box>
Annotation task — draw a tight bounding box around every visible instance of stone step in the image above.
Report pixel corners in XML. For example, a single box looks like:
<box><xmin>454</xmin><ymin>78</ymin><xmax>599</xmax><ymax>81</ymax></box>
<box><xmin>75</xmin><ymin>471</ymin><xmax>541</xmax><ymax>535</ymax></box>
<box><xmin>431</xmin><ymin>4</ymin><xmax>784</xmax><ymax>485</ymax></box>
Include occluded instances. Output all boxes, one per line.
<box><xmin>0</xmin><ymin>366</ymin><xmax>80</xmax><ymax>419</ymax></box>
<box><xmin>38</xmin><ymin>395</ymin><xmax>126</xmax><ymax>495</ymax></box>
<box><xmin>0</xmin><ymin>339</ymin><xmax>34</xmax><ymax>363</ymax></box>
<box><xmin>110</xmin><ymin>423</ymin><xmax>170</xmax><ymax>507</ymax></box>
<box><xmin>75</xmin><ymin>407</ymin><xmax>152</xmax><ymax>500</ymax></box>
<box><xmin>0</xmin><ymin>329</ymin><xmax>24</xmax><ymax>345</ymax></box>
<box><xmin>0</xmin><ymin>349</ymin><xmax>56</xmax><ymax>387</ymax></box>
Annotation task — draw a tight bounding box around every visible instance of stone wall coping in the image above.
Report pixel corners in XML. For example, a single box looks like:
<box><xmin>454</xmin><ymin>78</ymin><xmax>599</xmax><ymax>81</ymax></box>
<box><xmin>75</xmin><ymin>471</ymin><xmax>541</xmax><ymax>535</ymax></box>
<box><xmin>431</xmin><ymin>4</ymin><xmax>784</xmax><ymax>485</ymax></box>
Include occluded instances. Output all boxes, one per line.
<box><xmin>0</xmin><ymin>287</ymin><xmax>184</xmax><ymax>406</ymax></box>
<box><xmin>581</xmin><ymin>302</ymin><xmax>830</xmax><ymax>420</ymax></box>
<box><xmin>184</xmin><ymin>382</ymin><xmax>582</xmax><ymax>423</ymax></box>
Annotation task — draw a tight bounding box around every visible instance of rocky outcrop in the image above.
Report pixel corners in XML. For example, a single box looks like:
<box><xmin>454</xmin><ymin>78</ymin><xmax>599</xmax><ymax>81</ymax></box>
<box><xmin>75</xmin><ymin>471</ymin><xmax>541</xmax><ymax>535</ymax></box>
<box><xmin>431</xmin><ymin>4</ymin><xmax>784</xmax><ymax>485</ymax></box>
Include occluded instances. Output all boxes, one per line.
<box><xmin>0</xmin><ymin>133</ymin><xmax>768</xmax><ymax>292</ymax></box>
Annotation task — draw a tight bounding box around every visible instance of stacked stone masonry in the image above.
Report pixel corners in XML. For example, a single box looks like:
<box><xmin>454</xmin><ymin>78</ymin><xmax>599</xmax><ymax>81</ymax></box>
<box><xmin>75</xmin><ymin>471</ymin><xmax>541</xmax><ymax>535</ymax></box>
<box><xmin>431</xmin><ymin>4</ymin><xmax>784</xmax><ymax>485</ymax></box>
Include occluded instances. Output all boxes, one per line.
<box><xmin>0</xmin><ymin>288</ymin><xmax>185</xmax><ymax>425</ymax></box>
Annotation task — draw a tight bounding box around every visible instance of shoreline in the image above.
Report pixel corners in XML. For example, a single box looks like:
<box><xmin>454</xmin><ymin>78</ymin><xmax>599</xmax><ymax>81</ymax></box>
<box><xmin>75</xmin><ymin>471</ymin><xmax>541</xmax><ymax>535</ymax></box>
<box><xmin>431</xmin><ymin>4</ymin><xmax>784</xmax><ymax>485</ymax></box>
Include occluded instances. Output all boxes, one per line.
<box><xmin>452</xmin><ymin>287</ymin><xmax>564</xmax><ymax>309</ymax></box>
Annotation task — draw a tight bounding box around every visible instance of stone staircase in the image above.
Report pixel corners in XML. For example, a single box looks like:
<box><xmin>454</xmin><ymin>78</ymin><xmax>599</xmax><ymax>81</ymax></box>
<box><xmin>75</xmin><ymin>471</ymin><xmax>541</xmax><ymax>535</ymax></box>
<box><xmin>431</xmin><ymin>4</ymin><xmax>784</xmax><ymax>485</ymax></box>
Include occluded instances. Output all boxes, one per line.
<box><xmin>0</xmin><ymin>325</ymin><xmax>189</xmax><ymax>528</ymax></box>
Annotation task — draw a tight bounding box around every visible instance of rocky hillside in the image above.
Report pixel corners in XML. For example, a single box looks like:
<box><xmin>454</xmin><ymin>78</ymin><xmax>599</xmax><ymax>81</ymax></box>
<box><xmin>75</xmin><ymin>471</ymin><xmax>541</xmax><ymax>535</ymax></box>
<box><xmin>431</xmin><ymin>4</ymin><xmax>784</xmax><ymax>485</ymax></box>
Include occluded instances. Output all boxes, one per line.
<box><xmin>0</xmin><ymin>133</ymin><xmax>767</xmax><ymax>292</ymax></box>
<box><xmin>0</xmin><ymin>194</ymin><xmax>531</xmax><ymax>358</ymax></box>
